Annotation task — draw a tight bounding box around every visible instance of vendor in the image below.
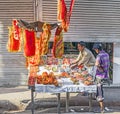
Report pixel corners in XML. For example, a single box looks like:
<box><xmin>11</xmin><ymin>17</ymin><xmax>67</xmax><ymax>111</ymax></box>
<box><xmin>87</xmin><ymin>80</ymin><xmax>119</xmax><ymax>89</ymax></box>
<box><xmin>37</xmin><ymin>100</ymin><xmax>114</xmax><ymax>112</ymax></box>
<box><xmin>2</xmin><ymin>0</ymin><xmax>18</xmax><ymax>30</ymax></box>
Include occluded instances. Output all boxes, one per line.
<box><xmin>70</xmin><ymin>41</ymin><xmax>96</xmax><ymax>76</ymax></box>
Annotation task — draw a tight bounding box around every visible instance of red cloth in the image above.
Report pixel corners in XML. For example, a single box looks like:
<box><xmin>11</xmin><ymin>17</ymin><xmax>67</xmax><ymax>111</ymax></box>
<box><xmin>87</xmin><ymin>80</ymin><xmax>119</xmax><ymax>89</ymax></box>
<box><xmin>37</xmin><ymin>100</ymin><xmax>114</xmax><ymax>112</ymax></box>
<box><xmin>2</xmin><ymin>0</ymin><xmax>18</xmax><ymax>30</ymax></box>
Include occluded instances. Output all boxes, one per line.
<box><xmin>7</xmin><ymin>26</ymin><xmax>21</xmax><ymax>52</ymax></box>
<box><xmin>27</xmin><ymin>38</ymin><xmax>41</xmax><ymax>66</ymax></box>
<box><xmin>24</xmin><ymin>30</ymin><xmax>35</xmax><ymax>57</ymax></box>
<box><xmin>12</xmin><ymin>19</ymin><xmax>20</xmax><ymax>40</ymax></box>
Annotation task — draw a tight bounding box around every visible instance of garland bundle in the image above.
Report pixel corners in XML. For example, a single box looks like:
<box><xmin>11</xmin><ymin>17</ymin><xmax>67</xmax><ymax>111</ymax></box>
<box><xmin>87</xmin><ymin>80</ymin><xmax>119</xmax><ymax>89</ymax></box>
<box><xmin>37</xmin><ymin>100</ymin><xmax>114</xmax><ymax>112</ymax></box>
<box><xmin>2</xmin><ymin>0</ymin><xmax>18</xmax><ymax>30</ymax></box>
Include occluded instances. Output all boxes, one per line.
<box><xmin>52</xmin><ymin>26</ymin><xmax>64</xmax><ymax>58</ymax></box>
<box><xmin>24</xmin><ymin>29</ymin><xmax>35</xmax><ymax>57</ymax></box>
<box><xmin>26</xmin><ymin>37</ymin><xmax>41</xmax><ymax>67</ymax></box>
<box><xmin>7</xmin><ymin>26</ymin><xmax>21</xmax><ymax>52</ymax></box>
<box><xmin>57</xmin><ymin>0</ymin><xmax>75</xmax><ymax>32</ymax></box>
<box><xmin>40</xmin><ymin>23</ymin><xmax>51</xmax><ymax>55</ymax></box>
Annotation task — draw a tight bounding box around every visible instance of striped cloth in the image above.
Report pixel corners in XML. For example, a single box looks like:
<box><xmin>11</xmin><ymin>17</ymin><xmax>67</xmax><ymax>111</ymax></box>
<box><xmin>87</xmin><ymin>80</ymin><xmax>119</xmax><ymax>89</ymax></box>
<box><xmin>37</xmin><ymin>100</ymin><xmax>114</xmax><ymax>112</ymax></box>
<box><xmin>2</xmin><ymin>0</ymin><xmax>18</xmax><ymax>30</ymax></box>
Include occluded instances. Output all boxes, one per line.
<box><xmin>96</xmin><ymin>50</ymin><xmax>110</xmax><ymax>79</ymax></box>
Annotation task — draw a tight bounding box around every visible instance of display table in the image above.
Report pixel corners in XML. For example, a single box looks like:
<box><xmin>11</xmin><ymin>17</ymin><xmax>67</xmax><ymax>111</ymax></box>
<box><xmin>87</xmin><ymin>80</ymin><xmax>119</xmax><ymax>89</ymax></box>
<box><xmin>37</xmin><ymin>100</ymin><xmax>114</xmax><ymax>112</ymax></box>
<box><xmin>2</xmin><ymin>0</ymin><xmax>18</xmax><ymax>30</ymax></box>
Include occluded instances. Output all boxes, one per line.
<box><xmin>30</xmin><ymin>84</ymin><xmax>97</xmax><ymax>114</ymax></box>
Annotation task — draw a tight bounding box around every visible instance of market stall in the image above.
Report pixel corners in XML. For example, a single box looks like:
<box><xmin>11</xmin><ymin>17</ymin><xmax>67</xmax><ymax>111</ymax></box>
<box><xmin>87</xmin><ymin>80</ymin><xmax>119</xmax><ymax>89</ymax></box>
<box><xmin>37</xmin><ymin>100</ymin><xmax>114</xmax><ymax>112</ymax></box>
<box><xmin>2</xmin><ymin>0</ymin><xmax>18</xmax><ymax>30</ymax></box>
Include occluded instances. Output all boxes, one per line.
<box><xmin>29</xmin><ymin>57</ymin><xmax>97</xmax><ymax>114</ymax></box>
<box><xmin>6</xmin><ymin>1</ymin><xmax>97</xmax><ymax>114</ymax></box>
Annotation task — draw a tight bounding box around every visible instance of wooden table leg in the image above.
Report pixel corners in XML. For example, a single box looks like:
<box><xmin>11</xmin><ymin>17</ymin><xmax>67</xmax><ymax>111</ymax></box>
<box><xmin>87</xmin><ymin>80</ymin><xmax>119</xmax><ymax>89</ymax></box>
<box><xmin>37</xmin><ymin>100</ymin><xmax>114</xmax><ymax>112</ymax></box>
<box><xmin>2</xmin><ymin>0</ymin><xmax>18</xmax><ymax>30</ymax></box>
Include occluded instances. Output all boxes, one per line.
<box><xmin>57</xmin><ymin>93</ymin><xmax>61</xmax><ymax>114</ymax></box>
<box><xmin>66</xmin><ymin>92</ymin><xmax>70</xmax><ymax>113</ymax></box>
<box><xmin>89</xmin><ymin>93</ymin><xmax>92</xmax><ymax>112</ymax></box>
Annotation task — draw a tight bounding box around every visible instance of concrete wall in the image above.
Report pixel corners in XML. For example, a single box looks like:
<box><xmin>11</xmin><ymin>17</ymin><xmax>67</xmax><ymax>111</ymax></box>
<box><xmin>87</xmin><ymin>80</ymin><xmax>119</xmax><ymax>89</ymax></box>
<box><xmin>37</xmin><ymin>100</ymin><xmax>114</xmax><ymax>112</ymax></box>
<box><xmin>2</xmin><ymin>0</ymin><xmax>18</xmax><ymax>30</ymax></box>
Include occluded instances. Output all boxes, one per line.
<box><xmin>113</xmin><ymin>43</ymin><xmax>120</xmax><ymax>84</ymax></box>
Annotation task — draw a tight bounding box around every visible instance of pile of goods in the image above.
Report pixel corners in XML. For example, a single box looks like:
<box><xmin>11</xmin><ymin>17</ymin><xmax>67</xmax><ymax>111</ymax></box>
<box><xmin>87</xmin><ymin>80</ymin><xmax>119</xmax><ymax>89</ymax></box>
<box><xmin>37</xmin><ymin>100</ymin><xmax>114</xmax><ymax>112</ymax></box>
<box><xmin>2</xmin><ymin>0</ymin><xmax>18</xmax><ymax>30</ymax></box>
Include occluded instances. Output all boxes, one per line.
<box><xmin>37</xmin><ymin>72</ymin><xmax>58</xmax><ymax>86</ymax></box>
<box><xmin>72</xmin><ymin>71</ymin><xmax>93</xmax><ymax>85</ymax></box>
<box><xmin>35</xmin><ymin>60</ymin><xmax>94</xmax><ymax>86</ymax></box>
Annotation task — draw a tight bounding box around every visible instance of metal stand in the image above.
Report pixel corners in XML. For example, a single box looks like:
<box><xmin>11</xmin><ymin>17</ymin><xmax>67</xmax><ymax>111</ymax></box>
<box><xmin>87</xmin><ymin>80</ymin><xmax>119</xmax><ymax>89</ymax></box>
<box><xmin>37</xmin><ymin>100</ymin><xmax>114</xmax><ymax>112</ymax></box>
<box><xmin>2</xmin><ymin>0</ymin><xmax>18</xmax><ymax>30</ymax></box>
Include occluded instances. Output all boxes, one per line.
<box><xmin>31</xmin><ymin>86</ymin><xmax>35</xmax><ymax>114</ymax></box>
<box><xmin>88</xmin><ymin>93</ymin><xmax>92</xmax><ymax>112</ymax></box>
<box><xmin>57</xmin><ymin>93</ymin><xmax>61</xmax><ymax>114</ymax></box>
<box><xmin>66</xmin><ymin>92</ymin><xmax>70</xmax><ymax>112</ymax></box>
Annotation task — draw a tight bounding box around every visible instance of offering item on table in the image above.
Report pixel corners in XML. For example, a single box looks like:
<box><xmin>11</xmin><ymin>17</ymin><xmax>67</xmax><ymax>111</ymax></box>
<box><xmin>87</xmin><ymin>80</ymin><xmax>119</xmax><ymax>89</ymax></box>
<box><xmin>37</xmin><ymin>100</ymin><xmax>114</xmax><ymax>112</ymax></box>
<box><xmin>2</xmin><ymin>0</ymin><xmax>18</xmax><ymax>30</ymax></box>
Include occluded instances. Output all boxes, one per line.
<box><xmin>40</xmin><ymin>55</ymin><xmax>47</xmax><ymax>65</ymax></box>
<box><xmin>60</xmin><ymin>72</ymin><xmax>70</xmax><ymax>78</ymax></box>
<box><xmin>37</xmin><ymin>72</ymin><xmax>58</xmax><ymax>86</ymax></box>
<box><xmin>71</xmin><ymin>70</ymin><xmax>94</xmax><ymax>86</ymax></box>
<box><xmin>63</xmin><ymin>58</ymin><xmax>70</xmax><ymax>65</ymax></box>
<box><xmin>83</xmin><ymin>76</ymin><xmax>94</xmax><ymax>85</ymax></box>
<box><xmin>37</xmin><ymin>60</ymin><xmax>94</xmax><ymax>86</ymax></box>
<box><xmin>70</xmin><ymin>77</ymin><xmax>79</xmax><ymax>85</ymax></box>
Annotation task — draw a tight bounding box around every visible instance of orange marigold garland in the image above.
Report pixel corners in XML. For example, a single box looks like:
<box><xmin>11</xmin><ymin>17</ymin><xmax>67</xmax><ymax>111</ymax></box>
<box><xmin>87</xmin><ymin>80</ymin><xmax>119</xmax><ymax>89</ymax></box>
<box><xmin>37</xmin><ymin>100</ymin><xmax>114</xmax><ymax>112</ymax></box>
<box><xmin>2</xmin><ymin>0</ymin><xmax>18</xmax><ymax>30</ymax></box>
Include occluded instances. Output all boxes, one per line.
<box><xmin>52</xmin><ymin>26</ymin><xmax>64</xmax><ymax>58</ymax></box>
<box><xmin>57</xmin><ymin>0</ymin><xmax>67</xmax><ymax>32</ymax></box>
<box><xmin>67</xmin><ymin>0</ymin><xmax>75</xmax><ymax>26</ymax></box>
<box><xmin>28</xmin><ymin>65</ymin><xmax>39</xmax><ymax>86</ymax></box>
<box><xmin>57</xmin><ymin>0</ymin><xmax>67</xmax><ymax>21</ymax></box>
<box><xmin>27</xmin><ymin>36</ymin><xmax>41</xmax><ymax>86</ymax></box>
<box><xmin>23</xmin><ymin>29</ymin><xmax>35</xmax><ymax>57</ymax></box>
<box><xmin>40</xmin><ymin>23</ymin><xmax>51</xmax><ymax>55</ymax></box>
<box><xmin>57</xmin><ymin>0</ymin><xmax>75</xmax><ymax>32</ymax></box>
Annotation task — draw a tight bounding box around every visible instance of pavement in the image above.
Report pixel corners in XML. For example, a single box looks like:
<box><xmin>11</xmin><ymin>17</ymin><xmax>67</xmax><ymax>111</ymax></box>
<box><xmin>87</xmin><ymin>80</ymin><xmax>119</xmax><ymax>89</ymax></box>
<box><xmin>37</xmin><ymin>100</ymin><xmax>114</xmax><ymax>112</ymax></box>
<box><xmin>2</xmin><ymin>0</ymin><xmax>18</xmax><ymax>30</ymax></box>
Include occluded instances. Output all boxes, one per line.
<box><xmin>0</xmin><ymin>86</ymin><xmax>120</xmax><ymax>114</ymax></box>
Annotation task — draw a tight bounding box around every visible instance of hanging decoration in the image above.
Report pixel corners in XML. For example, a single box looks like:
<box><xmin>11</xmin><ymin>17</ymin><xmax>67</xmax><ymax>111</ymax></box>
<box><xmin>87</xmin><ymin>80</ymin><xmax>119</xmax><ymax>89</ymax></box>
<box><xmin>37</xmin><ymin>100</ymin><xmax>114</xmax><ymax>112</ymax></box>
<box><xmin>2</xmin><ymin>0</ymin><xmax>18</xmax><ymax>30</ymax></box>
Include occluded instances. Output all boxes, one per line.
<box><xmin>12</xmin><ymin>19</ymin><xmax>21</xmax><ymax>40</ymax></box>
<box><xmin>23</xmin><ymin>29</ymin><xmax>35</xmax><ymax>57</ymax></box>
<box><xmin>67</xmin><ymin>0</ymin><xmax>75</xmax><ymax>26</ymax></box>
<box><xmin>40</xmin><ymin>23</ymin><xmax>51</xmax><ymax>55</ymax></box>
<box><xmin>26</xmin><ymin>37</ymin><xmax>41</xmax><ymax>67</ymax></box>
<box><xmin>57</xmin><ymin>0</ymin><xmax>75</xmax><ymax>32</ymax></box>
<box><xmin>7</xmin><ymin>19</ymin><xmax>21</xmax><ymax>52</ymax></box>
<box><xmin>7</xmin><ymin>18</ymin><xmax>59</xmax><ymax>86</ymax></box>
<box><xmin>52</xmin><ymin>25</ymin><xmax>64</xmax><ymax>58</ymax></box>
<box><xmin>28</xmin><ymin>65</ymin><xmax>39</xmax><ymax>86</ymax></box>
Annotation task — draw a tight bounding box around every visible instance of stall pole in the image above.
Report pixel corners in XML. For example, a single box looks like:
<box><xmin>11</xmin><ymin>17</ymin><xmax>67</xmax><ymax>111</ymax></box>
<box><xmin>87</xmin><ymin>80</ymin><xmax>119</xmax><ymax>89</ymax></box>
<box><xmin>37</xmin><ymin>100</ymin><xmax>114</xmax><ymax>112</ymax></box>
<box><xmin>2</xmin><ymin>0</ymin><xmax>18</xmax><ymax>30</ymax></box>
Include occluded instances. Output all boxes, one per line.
<box><xmin>66</xmin><ymin>92</ymin><xmax>70</xmax><ymax>112</ymax></box>
<box><xmin>88</xmin><ymin>93</ymin><xmax>92</xmax><ymax>112</ymax></box>
<box><xmin>57</xmin><ymin>93</ymin><xmax>61</xmax><ymax>114</ymax></box>
<box><xmin>31</xmin><ymin>86</ymin><xmax>35</xmax><ymax>114</ymax></box>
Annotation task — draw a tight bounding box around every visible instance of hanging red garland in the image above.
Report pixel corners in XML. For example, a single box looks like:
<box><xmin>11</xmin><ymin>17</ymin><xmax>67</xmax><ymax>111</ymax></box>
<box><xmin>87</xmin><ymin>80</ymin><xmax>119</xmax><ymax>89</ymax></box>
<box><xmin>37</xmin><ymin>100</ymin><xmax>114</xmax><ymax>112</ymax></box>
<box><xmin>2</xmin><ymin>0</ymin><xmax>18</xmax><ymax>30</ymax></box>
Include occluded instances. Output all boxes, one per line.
<box><xmin>26</xmin><ymin>37</ymin><xmax>41</xmax><ymax>67</ymax></box>
<box><xmin>57</xmin><ymin>0</ymin><xmax>75</xmax><ymax>32</ymax></box>
<box><xmin>12</xmin><ymin>19</ymin><xmax>21</xmax><ymax>40</ymax></box>
<box><xmin>7</xmin><ymin>26</ymin><xmax>21</xmax><ymax>52</ymax></box>
<box><xmin>23</xmin><ymin>29</ymin><xmax>35</xmax><ymax>57</ymax></box>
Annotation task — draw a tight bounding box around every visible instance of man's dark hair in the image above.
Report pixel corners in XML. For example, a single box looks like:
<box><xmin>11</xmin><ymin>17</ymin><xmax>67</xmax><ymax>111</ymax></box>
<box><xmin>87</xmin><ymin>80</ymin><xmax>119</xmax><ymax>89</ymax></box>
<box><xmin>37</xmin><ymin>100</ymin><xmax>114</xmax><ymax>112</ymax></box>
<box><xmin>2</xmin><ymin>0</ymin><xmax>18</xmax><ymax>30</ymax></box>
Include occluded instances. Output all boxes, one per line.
<box><xmin>78</xmin><ymin>41</ymin><xmax>86</xmax><ymax>47</ymax></box>
<box><xmin>93</xmin><ymin>43</ymin><xmax>102</xmax><ymax>50</ymax></box>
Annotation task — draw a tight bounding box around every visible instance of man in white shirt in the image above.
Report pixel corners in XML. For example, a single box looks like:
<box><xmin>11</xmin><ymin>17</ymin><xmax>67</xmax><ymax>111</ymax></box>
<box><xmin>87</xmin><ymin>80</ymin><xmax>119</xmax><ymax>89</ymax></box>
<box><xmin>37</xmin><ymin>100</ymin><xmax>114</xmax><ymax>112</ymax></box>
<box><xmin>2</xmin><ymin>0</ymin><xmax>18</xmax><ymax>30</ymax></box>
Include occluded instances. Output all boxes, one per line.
<box><xmin>70</xmin><ymin>41</ymin><xmax>96</xmax><ymax>76</ymax></box>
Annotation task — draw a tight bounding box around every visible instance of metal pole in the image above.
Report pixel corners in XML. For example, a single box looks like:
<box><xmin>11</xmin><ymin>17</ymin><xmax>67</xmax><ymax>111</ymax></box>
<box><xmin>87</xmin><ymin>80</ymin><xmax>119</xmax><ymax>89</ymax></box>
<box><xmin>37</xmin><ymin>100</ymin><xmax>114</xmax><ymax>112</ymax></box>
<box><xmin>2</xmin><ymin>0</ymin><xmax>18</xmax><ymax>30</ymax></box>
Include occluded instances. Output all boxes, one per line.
<box><xmin>89</xmin><ymin>93</ymin><xmax>92</xmax><ymax>112</ymax></box>
<box><xmin>31</xmin><ymin>87</ymin><xmax>35</xmax><ymax>114</ymax></box>
<box><xmin>57</xmin><ymin>93</ymin><xmax>61</xmax><ymax>114</ymax></box>
<box><xmin>66</xmin><ymin>92</ymin><xmax>69</xmax><ymax>112</ymax></box>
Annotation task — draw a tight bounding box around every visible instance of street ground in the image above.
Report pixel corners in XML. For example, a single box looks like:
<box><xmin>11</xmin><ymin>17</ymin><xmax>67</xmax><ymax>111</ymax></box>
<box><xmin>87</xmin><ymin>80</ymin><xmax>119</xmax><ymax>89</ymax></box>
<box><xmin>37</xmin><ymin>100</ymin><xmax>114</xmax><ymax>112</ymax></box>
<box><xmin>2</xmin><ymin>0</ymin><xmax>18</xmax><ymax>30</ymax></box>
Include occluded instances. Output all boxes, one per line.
<box><xmin>0</xmin><ymin>86</ymin><xmax>120</xmax><ymax>114</ymax></box>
